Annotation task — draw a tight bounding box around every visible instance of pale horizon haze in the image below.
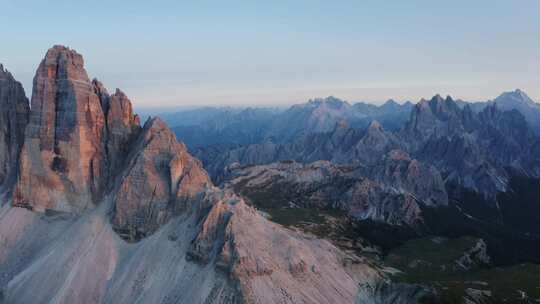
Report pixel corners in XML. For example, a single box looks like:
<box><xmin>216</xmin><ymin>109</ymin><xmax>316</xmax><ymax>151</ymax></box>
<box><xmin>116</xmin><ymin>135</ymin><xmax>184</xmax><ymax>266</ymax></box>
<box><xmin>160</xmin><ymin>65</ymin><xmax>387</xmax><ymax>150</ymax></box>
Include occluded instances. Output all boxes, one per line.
<box><xmin>1</xmin><ymin>0</ymin><xmax>539</xmax><ymax>108</ymax></box>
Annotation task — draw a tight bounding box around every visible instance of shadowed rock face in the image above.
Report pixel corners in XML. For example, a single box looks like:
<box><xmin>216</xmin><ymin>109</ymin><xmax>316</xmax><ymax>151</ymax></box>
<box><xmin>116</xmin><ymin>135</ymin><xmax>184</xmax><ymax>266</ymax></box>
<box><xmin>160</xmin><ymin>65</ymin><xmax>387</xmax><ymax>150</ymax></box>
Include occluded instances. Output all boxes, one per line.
<box><xmin>0</xmin><ymin>65</ymin><xmax>29</xmax><ymax>189</ymax></box>
<box><xmin>14</xmin><ymin>46</ymin><xmax>107</xmax><ymax>212</ymax></box>
<box><xmin>104</xmin><ymin>88</ymin><xmax>141</xmax><ymax>175</ymax></box>
<box><xmin>111</xmin><ymin>117</ymin><xmax>212</xmax><ymax>241</ymax></box>
<box><xmin>364</xmin><ymin>149</ymin><xmax>448</xmax><ymax>207</ymax></box>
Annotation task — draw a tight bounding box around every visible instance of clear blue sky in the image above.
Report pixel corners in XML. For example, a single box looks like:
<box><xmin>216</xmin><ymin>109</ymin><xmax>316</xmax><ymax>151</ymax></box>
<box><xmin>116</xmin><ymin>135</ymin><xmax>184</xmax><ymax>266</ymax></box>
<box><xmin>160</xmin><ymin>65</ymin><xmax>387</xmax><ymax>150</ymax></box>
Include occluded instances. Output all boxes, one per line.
<box><xmin>1</xmin><ymin>0</ymin><xmax>539</xmax><ymax>108</ymax></box>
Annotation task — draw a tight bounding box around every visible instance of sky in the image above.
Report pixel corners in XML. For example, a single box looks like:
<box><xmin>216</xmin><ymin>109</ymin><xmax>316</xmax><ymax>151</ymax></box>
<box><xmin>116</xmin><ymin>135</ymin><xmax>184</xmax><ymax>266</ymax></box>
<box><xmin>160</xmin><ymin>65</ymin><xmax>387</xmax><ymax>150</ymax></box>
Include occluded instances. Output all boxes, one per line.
<box><xmin>1</xmin><ymin>0</ymin><xmax>539</xmax><ymax>109</ymax></box>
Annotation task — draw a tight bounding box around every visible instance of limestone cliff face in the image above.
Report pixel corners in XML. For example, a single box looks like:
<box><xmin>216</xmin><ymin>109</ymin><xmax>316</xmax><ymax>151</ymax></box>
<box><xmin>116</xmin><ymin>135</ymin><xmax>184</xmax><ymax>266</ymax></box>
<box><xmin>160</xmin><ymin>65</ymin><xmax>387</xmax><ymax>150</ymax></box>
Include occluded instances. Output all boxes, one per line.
<box><xmin>14</xmin><ymin>45</ymin><xmax>107</xmax><ymax>212</ymax></box>
<box><xmin>13</xmin><ymin>46</ymin><xmax>143</xmax><ymax>213</ymax></box>
<box><xmin>0</xmin><ymin>65</ymin><xmax>29</xmax><ymax>190</ymax></box>
<box><xmin>104</xmin><ymin>88</ymin><xmax>141</xmax><ymax>174</ymax></box>
<box><xmin>111</xmin><ymin>117</ymin><xmax>212</xmax><ymax>241</ymax></box>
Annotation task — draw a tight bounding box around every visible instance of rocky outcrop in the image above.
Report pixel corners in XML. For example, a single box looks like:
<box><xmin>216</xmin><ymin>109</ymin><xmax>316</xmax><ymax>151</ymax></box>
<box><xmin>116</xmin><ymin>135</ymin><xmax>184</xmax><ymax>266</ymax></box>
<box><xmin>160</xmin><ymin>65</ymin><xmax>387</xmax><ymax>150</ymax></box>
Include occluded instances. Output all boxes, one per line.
<box><xmin>14</xmin><ymin>45</ymin><xmax>107</xmax><ymax>212</ymax></box>
<box><xmin>0</xmin><ymin>65</ymin><xmax>29</xmax><ymax>190</ymax></box>
<box><xmin>225</xmin><ymin>158</ymin><xmax>447</xmax><ymax>226</ymax></box>
<box><xmin>111</xmin><ymin>117</ymin><xmax>211</xmax><ymax>241</ymax></box>
<box><xmin>13</xmin><ymin>46</ymin><xmax>143</xmax><ymax>214</ymax></box>
<box><xmin>403</xmin><ymin>95</ymin><xmax>466</xmax><ymax>144</ymax></box>
<box><xmin>455</xmin><ymin>239</ymin><xmax>491</xmax><ymax>271</ymax></box>
<box><xmin>103</xmin><ymin>88</ymin><xmax>141</xmax><ymax>173</ymax></box>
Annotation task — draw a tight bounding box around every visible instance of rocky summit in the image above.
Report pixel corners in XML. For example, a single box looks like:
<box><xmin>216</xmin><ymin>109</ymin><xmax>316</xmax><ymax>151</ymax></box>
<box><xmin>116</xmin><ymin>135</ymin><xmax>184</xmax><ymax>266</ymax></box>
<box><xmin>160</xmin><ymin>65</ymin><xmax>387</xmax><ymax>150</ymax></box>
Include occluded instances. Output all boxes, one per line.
<box><xmin>0</xmin><ymin>65</ymin><xmax>29</xmax><ymax>192</ymax></box>
<box><xmin>0</xmin><ymin>46</ymin><xmax>436</xmax><ymax>304</ymax></box>
<box><xmin>14</xmin><ymin>46</ymin><xmax>108</xmax><ymax>212</ymax></box>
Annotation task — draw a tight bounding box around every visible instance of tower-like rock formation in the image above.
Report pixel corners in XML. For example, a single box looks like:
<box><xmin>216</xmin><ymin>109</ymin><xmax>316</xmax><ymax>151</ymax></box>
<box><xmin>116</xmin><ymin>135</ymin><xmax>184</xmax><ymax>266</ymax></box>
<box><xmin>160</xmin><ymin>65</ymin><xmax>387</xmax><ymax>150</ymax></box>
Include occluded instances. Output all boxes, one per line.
<box><xmin>105</xmin><ymin>89</ymin><xmax>141</xmax><ymax>169</ymax></box>
<box><xmin>0</xmin><ymin>65</ymin><xmax>30</xmax><ymax>190</ymax></box>
<box><xmin>14</xmin><ymin>45</ymin><xmax>107</xmax><ymax>212</ymax></box>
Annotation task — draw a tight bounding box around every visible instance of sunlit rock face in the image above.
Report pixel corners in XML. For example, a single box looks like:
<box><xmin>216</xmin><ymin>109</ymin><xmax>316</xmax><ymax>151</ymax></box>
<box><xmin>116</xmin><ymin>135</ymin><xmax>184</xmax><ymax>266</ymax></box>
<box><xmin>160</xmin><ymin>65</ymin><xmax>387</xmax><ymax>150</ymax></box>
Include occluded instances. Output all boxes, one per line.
<box><xmin>0</xmin><ymin>64</ymin><xmax>29</xmax><ymax>190</ymax></box>
<box><xmin>14</xmin><ymin>45</ymin><xmax>107</xmax><ymax>212</ymax></box>
<box><xmin>12</xmin><ymin>46</ymin><xmax>144</xmax><ymax>214</ymax></box>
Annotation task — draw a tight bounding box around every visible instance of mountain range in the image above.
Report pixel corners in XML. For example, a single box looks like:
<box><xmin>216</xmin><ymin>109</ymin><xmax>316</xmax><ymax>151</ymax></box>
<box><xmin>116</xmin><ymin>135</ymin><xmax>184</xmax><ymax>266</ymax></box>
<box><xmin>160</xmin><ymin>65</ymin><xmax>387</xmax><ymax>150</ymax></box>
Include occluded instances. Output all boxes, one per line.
<box><xmin>157</xmin><ymin>97</ymin><xmax>413</xmax><ymax>148</ymax></box>
<box><xmin>161</xmin><ymin>89</ymin><xmax>540</xmax><ymax>151</ymax></box>
<box><xmin>186</xmin><ymin>88</ymin><xmax>540</xmax><ymax>302</ymax></box>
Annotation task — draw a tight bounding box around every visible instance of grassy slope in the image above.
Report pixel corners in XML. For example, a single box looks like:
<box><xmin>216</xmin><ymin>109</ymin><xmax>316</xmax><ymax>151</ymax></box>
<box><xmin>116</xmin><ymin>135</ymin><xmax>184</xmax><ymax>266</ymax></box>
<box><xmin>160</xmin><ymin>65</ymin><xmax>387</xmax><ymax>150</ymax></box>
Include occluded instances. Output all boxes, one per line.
<box><xmin>385</xmin><ymin>237</ymin><xmax>540</xmax><ymax>303</ymax></box>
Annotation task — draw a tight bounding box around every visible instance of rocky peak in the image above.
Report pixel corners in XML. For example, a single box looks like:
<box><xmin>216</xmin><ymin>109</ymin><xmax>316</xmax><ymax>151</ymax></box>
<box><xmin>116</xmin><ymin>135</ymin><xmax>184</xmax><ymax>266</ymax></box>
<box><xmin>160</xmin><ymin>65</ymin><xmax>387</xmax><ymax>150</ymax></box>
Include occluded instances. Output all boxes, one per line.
<box><xmin>0</xmin><ymin>64</ymin><xmax>30</xmax><ymax>189</ymax></box>
<box><xmin>41</xmin><ymin>45</ymin><xmax>88</xmax><ymax>83</ymax></box>
<box><xmin>372</xmin><ymin>149</ymin><xmax>448</xmax><ymax>206</ymax></box>
<box><xmin>403</xmin><ymin>92</ymin><xmax>540</xmax><ymax>195</ymax></box>
<box><xmin>104</xmin><ymin>88</ymin><xmax>141</xmax><ymax>174</ymax></box>
<box><xmin>487</xmin><ymin>89</ymin><xmax>540</xmax><ymax>135</ymax></box>
<box><xmin>14</xmin><ymin>45</ymin><xmax>107</xmax><ymax>212</ymax></box>
<box><xmin>108</xmin><ymin>89</ymin><xmax>139</xmax><ymax>127</ymax></box>
<box><xmin>431</xmin><ymin>95</ymin><xmax>461</xmax><ymax>118</ymax></box>
<box><xmin>92</xmin><ymin>78</ymin><xmax>110</xmax><ymax>113</ymax></box>
<box><xmin>362</xmin><ymin>120</ymin><xmax>389</xmax><ymax>145</ymax></box>
<box><xmin>380</xmin><ymin>99</ymin><xmax>401</xmax><ymax>111</ymax></box>
<box><xmin>352</xmin><ymin>120</ymin><xmax>403</xmax><ymax>164</ymax></box>
<box><xmin>111</xmin><ymin>117</ymin><xmax>212</xmax><ymax>241</ymax></box>
<box><xmin>0</xmin><ymin>64</ymin><xmax>10</xmax><ymax>78</ymax></box>
<box><xmin>494</xmin><ymin>89</ymin><xmax>536</xmax><ymax>106</ymax></box>
<box><xmin>403</xmin><ymin>94</ymin><xmax>465</xmax><ymax>144</ymax></box>
<box><xmin>367</xmin><ymin>120</ymin><xmax>383</xmax><ymax>132</ymax></box>
<box><xmin>307</xmin><ymin>96</ymin><xmax>350</xmax><ymax>109</ymax></box>
<box><xmin>478</xmin><ymin>103</ymin><xmax>529</xmax><ymax>136</ymax></box>
<box><xmin>384</xmin><ymin>98</ymin><xmax>399</xmax><ymax>106</ymax></box>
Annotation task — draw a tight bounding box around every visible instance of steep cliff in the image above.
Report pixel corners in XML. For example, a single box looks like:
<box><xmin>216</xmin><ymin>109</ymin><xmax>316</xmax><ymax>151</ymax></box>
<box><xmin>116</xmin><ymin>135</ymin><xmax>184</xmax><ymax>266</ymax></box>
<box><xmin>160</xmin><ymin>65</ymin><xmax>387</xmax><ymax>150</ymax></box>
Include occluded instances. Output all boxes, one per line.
<box><xmin>0</xmin><ymin>65</ymin><xmax>29</xmax><ymax>191</ymax></box>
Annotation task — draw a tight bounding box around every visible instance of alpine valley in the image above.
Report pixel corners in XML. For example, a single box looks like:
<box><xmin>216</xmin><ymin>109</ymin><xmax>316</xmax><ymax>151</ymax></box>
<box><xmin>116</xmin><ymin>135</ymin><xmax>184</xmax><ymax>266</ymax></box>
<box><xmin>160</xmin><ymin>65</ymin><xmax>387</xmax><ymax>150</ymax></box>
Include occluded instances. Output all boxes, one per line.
<box><xmin>0</xmin><ymin>46</ymin><xmax>539</xmax><ymax>304</ymax></box>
